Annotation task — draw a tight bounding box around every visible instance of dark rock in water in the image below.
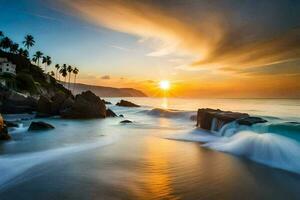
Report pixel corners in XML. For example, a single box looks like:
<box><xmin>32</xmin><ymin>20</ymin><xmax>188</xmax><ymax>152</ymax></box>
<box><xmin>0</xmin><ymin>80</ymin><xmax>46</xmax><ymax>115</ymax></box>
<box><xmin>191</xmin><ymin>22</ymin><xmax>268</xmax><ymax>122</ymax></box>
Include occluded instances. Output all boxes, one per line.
<box><xmin>120</xmin><ymin>120</ymin><xmax>132</xmax><ymax>124</ymax></box>
<box><xmin>102</xmin><ymin>100</ymin><xmax>112</xmax><ymax>105</ymax></box>
<box><xmin>0</xmin><ymin>125</ymin><xmax>10</xmax><ymax>140</ymax></box>
<box><xmin>106</xmin><ymin>108</ymin><xmax>117</xmax><ymax>117</ymax></box>
<box><xmin>237</xmin><ymin>117</ymin><xmax>267</xmax><ymax>126</ymax></box>
<box><xmin>37</xmin><ymin>95</ymin><xmax>52</xmax><ymax>116</ymax></box>
<box><xmin>60</xmin><ymin>97</ymin><xmax>74</xmax><ymax>113</ymax></box>
<box><xmin>37</xmin><ymin>92</ymin><xmax>73</xmax><ymax>117</ymax></box>
<box><xmin>61</xmin><ymin>90</ymin><xmax>106</xmax><ymax>119</ymax></box>
<box><xmin>116</xmin><ymin>100</ymin><xmax>140</xmax><ymax>107</ymax></box>
<box><xmin>119</xmin><ymin>114</ymin><xmax>124</xmax><ymax>117</ymax></box>
<box><xmin>28</xmin><ymin>121</ymin><xmax>54</xmax><ymax>131</ymax></box>
<box><xmin>0</xmin><ymin>114</ymin><xmax>11</xmax><ymax>140</ymax></box>
<box><xmin>197</xmin><ymin>108</ymin><xmax>249</xmax><ymax>130</ymax></box>
<box><xmin>196</xmin><ymin>108</ymin><xmax>268</xmax><ymax>131</ymax></box>
<box><xmin>4</xmin><ymin>120</ymin><xmax>19</xmax><ymax>128</ymax></box>
<box><xmin>50</xmin><ymin>91</ymin><xmax>68</xmax><ymax>115</ymax></box>
<box><xmin>1</xmin><ymin>91</ymin><xmax>37</xmax><ymax>114</ymax></box>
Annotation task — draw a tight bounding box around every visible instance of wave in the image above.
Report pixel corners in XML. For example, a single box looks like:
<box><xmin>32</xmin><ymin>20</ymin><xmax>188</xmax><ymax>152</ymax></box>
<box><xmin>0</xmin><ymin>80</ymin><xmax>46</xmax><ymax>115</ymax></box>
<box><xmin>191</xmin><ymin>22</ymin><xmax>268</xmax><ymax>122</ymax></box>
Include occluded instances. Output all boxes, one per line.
<box><xmin>144</xmin><ymin>108</ymin><xmax>195</xmax><ymax>119</ymax></box>
<box><xmin>204</xmin><ymin>131</ymin><xmax>300</xmax><ymax>174</ymax></box>
<box><xmin>9</xmin><ymin>123</ymin><xmax>28</xmax><ymax>135</ymax></box>
<box><xmin>167</xmin><ymin>119</ymin><xmax>300</xmax><ymax>174</ymax></box>
<box><xmin>0</xmin><ymin>136</ymin><xmax>116</xmax><ymax>191</ymax></box>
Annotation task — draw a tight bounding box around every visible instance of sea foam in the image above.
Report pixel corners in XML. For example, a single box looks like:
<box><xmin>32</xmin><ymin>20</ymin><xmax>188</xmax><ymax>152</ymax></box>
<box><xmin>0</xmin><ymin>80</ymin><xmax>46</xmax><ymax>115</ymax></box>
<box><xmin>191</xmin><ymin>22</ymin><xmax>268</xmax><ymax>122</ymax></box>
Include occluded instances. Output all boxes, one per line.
<box><xmin>0</xmin><ymin>136</ymin><xmax>116</xmax><ymax>191</ymax></box>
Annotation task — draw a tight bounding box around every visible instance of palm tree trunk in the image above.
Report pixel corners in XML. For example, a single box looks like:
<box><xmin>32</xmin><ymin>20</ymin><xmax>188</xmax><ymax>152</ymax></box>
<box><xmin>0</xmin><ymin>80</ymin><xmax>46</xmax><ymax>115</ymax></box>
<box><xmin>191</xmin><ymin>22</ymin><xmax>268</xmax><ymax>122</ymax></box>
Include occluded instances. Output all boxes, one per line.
<box><xmin>73</xmin><ymin>75</ymin><xmax>76</xmax><ymax>93</ymax></box>
<box><xmin>68</xmin><ymin>73</ymin><xmax>71</xmax><ymax>89</ymax></box>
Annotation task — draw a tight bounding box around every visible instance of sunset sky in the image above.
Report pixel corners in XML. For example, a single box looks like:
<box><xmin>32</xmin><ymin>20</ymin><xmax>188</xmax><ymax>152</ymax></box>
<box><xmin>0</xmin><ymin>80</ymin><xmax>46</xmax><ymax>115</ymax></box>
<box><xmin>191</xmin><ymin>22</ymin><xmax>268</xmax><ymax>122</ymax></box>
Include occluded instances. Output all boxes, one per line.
<box><xmin>1</xmin><ymin>0</ymin><xmax>299</xmax><ymax>98</ymax></box>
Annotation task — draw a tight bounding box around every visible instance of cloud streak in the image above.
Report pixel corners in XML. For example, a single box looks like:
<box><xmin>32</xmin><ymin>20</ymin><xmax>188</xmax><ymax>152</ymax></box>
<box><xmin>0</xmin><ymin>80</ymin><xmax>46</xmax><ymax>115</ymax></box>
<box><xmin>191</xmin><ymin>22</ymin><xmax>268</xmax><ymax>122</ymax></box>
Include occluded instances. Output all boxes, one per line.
<box><xmin>60</xmin><ymin>0</ymin><xmax>300</xmax><ymax>73</ymax></box>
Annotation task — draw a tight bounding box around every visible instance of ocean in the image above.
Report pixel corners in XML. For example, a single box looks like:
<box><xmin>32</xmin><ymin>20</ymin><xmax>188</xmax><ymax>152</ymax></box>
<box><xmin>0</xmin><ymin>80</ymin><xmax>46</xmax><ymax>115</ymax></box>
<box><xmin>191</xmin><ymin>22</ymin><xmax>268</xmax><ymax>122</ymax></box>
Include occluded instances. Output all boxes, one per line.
<box><xmin>0</xmin><ymin>98</ymin><xmax>300</xmax><ymax>200</ymax></box>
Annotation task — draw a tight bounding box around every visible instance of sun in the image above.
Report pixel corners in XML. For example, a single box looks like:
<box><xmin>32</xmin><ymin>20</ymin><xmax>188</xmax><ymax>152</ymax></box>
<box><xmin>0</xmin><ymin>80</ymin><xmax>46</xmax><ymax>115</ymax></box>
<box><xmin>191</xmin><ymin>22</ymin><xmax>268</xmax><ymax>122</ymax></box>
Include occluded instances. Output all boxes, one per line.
<box><xmin>159</xmin><ymin>80</ymin><xmax>170</xmax><ymax>91</ymax></box>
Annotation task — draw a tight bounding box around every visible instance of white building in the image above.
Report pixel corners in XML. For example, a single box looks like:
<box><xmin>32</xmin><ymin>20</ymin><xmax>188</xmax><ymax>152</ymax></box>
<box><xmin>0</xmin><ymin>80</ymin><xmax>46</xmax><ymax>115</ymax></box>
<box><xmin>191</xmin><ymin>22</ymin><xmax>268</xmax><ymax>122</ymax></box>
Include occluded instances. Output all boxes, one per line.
<box><xmin>0</xmin><ymin>57</ymin><xmax>16</xmax><ymax>75</ymax></box>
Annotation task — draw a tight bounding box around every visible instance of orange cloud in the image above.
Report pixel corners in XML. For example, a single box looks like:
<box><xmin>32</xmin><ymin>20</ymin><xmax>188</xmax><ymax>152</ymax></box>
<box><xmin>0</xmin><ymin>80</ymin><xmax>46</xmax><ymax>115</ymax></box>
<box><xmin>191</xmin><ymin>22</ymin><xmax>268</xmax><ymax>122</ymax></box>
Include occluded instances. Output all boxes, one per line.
<box><xmin>57</xmin><ymin>0</ymin><xmax>300</xmax><ymax>98</ymax></box>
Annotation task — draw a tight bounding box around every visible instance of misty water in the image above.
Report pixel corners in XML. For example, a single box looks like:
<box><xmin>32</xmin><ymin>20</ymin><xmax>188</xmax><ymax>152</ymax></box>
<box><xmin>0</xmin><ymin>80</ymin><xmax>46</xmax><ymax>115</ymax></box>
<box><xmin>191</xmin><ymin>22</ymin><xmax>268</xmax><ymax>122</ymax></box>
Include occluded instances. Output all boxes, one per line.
<box><xmin>1</xmin><ymin>98</ymin><xmax>300</xmax><ymax>200</ymax></box>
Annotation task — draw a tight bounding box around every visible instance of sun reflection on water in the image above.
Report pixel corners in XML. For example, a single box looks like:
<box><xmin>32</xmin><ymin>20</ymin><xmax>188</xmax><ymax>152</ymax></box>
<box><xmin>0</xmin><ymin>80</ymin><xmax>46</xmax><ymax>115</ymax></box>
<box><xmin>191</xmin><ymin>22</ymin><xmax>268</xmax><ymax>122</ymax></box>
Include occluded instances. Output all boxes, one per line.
<box><xmin>142</xmin><ymin>137</ymin><xmax>180</xmax><ymax>200</ymax></box>
<box><xmin>161</xmin><ymin>97</ymin><xmax>169</xmax><ymax>109</ymax></box>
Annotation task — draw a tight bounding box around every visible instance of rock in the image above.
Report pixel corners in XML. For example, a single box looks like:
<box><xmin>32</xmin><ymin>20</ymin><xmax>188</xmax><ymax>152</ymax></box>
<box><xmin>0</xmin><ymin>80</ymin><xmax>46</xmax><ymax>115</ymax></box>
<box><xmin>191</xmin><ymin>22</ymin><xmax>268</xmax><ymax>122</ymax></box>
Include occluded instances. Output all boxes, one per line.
<box><xmin>61</xmin><ymin>91</ymin><xmax>106</xmax><ymax>119</ymax></box>
<box><xmin>120</xmin><ymin>120</ymin><xmax>133</xmax><ymax>124</ymax></box>
<box><xmin>196</xmin><ymin>108</ymin><xmax>249</xmax><ymax>130</ymax></box>
<box><xmin>0</xmin><ymin>125</ymin><xmax>10</xmax><ymax>140</ymax></box>
<box><xmin>28</xmin><ymin>121</ymin><xmax>55</xmax><ymax>131</ymax></box>
<box><xmin>106</xmin><ymin>108</ymin><xmax>117</xmax><ymax>117</ymax></box>
<box><xmin>237</xmin><ymin>117</ymin><xmax>267</xmax><ymax>126</ymax></box>
<box><xmin>116</xmin><ymin>100</ymin><xmax>140</xmax><ymax>107</ymax></box>
<box><xmin>59</xmin><ymin>97</ymin><xmax>74</xmax><ymax>114</ymax></box>
<box><xmin>1</xmin><ymin>91</ymin><xmax>37</xmax><ymax>114</ymax></box>
<box><xmin>37</xmin><ymin>95</ymin><xmax>52</xmax><ymax>116</ymax></box>
<box><xmin>119</xmin><ymin>114</ymin><xmax>124</xmax><ymax>117</ymax></box>
<box><xmin>196</xmin><ymin>108</ymin><xmax>268</xmax><ymax>131</ymax></box>
<box><xmin>0</xmin><ymin>114</ymin><xmax>11</xmax><ymax>140</ymax></box>
<box><xmin>4</xmin><ymin>120</ymin><xmax>19</xmax><ymax>128</ymax></box>
<box><xmin>50</xmin><ymin>91</ymin><xmax>68</xmax><ymax>115</ymax></box>
<box><xmin>102</xmin><ymin>100</ymin><xmax>112</xmax><ymax>105</ymax></box>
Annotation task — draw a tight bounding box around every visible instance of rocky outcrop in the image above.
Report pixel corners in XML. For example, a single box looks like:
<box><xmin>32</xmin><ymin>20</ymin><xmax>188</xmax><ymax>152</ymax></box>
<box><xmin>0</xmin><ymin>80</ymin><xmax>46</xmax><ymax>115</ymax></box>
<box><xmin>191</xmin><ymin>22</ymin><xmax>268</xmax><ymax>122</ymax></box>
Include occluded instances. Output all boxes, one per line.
<box><xmin>4</xmin><ymin>121</ymin><xmax>19</xmax><ymax>128</ymax></box>
<box><xmin>0</xmin><ymin>91</ymin><xmax>37</xmax><ymax>114</ymax></box>
<box><xmin>196</xmin><ymin>108</ymin><xmax>267</xmax><ymax>131</ymax></box>
<box><xmin>236</xmin><ymin>117</ymin><xmax>267</xmax><ymax>126</ymax></box>
<box><xmin>106</xmin><ymin>109</ymin><xmax>117</xmax><ymax>117</ymax></box>
<box><xmin>37</xmin><ymin>92</ymin><xmax>73</xmax><ymax>117</ymax></box>
<box><xmin>116</xmin><ymin>100</ymin><xmax>140</xmax><ymax>107</ymax></box>
<box><xmin>50</xmin><ymin>91</ymin><xmax>68</xmax><ymax>115</ymax></box>
<box><xmin>37</xmin><ymin>95</ymin><xmax>52</xmax><ymax>116</ymax></box>
<box><xmin>102</xmin><ymin>100</ymin><xmax>112</xmax><ymax>105</ymax></box>
<box><xmin>28</xmin><ymin>121</ymin><xmax>54</xmax><ymax>131</ymax></box>
<box><xmin>0</xmin><ymin>114</ymin><xmax>11</xmax><ymax>140</ymax></box>
<box><xmin>120</xmin><ymin>120</ymin><xmax>133</xmax><ymax>124</ymax></box>
<box><xmin>61</xmin><ymin>91</ymin><xmax>106</xmax><ymax>119</ymax></box>
<box><xmin>59</xmin><ymin>97</ymin><xmax>74</xmax><ymax>113</ymax></box>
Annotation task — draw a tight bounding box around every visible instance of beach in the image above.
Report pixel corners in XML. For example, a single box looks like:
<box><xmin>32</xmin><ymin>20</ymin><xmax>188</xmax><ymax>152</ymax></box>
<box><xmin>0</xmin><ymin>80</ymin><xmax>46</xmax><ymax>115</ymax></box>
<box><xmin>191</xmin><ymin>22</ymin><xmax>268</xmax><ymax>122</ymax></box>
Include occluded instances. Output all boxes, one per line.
<box><xmin>1</xmin><ymin>98</ymin><xmax>300</xmax><ymax>200</ymax></box>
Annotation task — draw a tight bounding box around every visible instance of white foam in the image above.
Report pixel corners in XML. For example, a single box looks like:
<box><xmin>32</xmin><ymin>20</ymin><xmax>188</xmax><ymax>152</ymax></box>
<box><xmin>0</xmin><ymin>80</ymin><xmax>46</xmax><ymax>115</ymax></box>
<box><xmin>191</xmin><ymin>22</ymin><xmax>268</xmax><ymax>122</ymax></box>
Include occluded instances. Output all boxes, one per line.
<box><xmin>9</xmin><ymin>123</ymin><xmax>28</xmax><ymax>135</ymax></box>
<box><xmin>145</xmin><ymin>108</ymin><xmax>195</xmax><ymax>119</ymax></box>
<box><xmin>0</xmin><ymin>136</ymin><xmax>116</xmax><ymax>191</ymax></box>
<box><xmin>204</xmin><ymin>131</ymin><xmax>300</xmax><ymax>174</ymax></box>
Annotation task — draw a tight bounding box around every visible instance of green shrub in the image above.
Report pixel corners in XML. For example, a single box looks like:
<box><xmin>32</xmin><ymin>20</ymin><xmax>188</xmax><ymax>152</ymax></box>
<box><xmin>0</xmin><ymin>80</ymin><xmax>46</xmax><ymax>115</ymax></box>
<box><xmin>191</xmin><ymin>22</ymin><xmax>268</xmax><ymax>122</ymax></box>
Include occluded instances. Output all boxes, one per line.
<box><xmin>16</xmin><ymin>73</ymin><xmax>37</xmax><ymax>94</ymax></box>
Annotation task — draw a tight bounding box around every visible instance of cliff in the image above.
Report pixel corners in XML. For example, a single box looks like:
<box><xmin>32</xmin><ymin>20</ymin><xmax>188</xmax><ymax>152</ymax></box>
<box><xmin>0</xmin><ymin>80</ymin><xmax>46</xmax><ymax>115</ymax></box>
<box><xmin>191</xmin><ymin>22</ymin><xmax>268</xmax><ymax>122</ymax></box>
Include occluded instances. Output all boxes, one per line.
<box><xmin>70</xmin><ymin>83</ymin><xmax>147</xmax><ymax>97</ymax></box>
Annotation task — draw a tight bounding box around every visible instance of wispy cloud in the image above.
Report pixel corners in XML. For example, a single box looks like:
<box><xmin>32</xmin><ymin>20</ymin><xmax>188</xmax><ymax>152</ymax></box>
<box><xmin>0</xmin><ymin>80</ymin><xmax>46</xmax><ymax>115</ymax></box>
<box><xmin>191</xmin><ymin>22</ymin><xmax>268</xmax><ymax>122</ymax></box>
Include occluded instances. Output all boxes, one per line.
<box><xmin>60</xmin><ymin>0</ymin><xmax>300</xmax><ymax>73</ymax></box>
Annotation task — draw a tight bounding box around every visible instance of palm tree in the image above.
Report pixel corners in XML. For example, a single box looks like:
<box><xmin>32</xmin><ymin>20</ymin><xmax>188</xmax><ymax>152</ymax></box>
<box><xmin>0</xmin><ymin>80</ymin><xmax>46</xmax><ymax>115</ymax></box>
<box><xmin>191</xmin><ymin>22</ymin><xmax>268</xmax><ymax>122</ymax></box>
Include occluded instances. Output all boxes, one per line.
<box><xmin>72</xmin><ymin>67</ymin><xmax>79</xmax><ymax>92</ymax></box>
<box><xmin>42</xmin><ymin>55</ymin><xmax>52</xmax><ymax>72</ymax></box>
<box><xmin>23</xmin><ymin>35</ymin><xmax>35</xmax><ymax>50</ymax></box>
<box><xmin>32</xmin><ymin>51</ymin><xmax>43</xmax><ymax>67</ymax></box>
<box><xmin>67</xmin><ymin>65</ymin><xmax>73</xmax><ymax>89</ymax></box>
<box><xmin>54</xmin><ymin>64</ymin><xmax>60</xmax><ymax>80</ymax></box>
<box><xmin>9</xmin><ymin>43</ymin><xmax>19</xmax><ymax>53</ymax></box>
<box><xmin>18</xmin><ymin>48</ymin><xmax>29</xmax><ymax>58</ymax></box>
<box><xmin>60</xmin><ymin>64</ymin><xmax>68</xmax><ymax>84</ymax></box>
<box><xmin>0</xmin><ymin>37</ymin><xmax>13</xmax><ymax>52</ymax></box>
